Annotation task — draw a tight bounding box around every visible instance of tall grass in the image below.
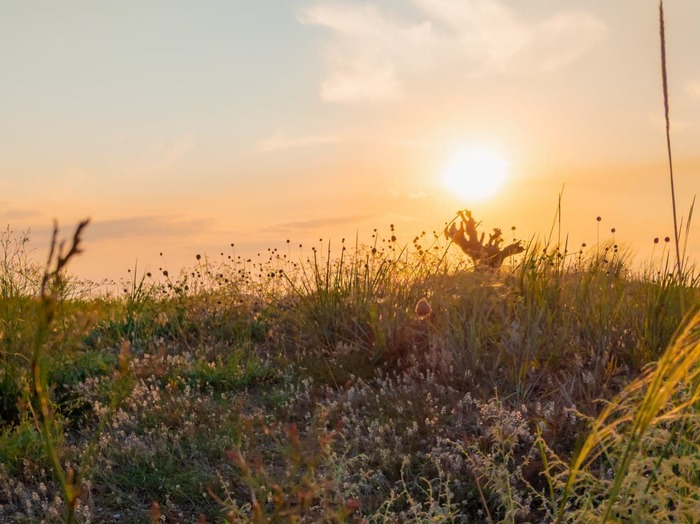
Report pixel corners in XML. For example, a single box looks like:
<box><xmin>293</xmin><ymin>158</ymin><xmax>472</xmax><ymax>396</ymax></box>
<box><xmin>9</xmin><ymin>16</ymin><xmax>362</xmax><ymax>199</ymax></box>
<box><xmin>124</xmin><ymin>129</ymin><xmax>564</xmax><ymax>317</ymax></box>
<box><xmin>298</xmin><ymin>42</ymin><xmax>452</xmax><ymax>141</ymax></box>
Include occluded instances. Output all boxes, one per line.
<box><xmin>0</xmin><ymin>216</ymin><xmax>696</xmax><ymax>521</ymax></box>
<box><xmin>544</xmin><ymin>10</ymin><xmax>700</xmax><ymax>518</ymax></box>
<box><xmin>659</xmin><ymin>0</ymin><xmax>683</xmax><ymax>278</ymax></box>
<box><xmin>554</xmin><ymin>306</ymin><xmax>700</xmax><ymax>522</ymax></box>
<box><xmin>30</xmin><ymin>220</ymin><xmax>90</xmax><ymax>523</ymax></box>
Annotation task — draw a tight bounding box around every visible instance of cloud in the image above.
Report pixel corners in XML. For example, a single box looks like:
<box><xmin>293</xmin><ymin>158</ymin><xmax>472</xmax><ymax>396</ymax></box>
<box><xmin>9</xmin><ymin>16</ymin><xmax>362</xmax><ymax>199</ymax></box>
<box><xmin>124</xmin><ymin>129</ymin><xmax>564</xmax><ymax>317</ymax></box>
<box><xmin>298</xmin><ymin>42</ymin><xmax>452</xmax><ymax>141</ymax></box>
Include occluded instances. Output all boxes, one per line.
<box><xmin>257</xmin><ymin>131</ymin><xmax>438</xmax><ymax>153</ymax></box>
<box><xmin>124</xmin><ymin>134</ymin><xmax>196</xmax><ymax>177</ymax></box>
<box><xmin>256</xmin><ymin>131</ymin><xmax>340</xmax><ymax>153</ymax></box>
<box><xmin>85</xmin><ymin>215</ymin><xmax>213</xmax><ymax>242</ymax></box>
<box><xmin>262</xmin><ymin>214</ymin><xmax>374</xmax><ymax>233</ymax></box>
<box><xmin>299</xmin><ymin>0</ymin><xmax>607</xmax><ymax>102</ymax></box>
<box><xmin>0</xmin><ymin>205</ymin><xmax>42</xmax><ymax>221</ymax></box>
<box><xmin>299</xmin><ymin>3</ymin><xmax>432</xmax><ymax>102</ymax></box>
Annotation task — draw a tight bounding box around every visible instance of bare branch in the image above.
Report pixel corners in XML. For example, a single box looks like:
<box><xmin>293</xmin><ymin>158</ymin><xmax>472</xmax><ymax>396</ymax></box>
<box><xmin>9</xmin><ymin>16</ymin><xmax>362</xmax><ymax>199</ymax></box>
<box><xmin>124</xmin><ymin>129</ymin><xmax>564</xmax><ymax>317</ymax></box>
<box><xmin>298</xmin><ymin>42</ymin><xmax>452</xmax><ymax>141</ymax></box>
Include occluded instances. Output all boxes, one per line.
<box><xmin>445</xmin><ymin>210</ymin><xmax>523</xmax><ymax>268</ymax></box>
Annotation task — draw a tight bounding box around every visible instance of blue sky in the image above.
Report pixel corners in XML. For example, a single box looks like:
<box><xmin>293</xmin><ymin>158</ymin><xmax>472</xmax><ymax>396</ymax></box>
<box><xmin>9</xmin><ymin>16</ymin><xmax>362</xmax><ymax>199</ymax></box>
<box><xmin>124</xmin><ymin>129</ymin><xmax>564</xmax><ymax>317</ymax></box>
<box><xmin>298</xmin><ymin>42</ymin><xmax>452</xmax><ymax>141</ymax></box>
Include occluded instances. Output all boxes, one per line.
<box><xmin>1</xmin><ymin>1</ymin><xmax>699</xmax><ymax>281</ymax></box>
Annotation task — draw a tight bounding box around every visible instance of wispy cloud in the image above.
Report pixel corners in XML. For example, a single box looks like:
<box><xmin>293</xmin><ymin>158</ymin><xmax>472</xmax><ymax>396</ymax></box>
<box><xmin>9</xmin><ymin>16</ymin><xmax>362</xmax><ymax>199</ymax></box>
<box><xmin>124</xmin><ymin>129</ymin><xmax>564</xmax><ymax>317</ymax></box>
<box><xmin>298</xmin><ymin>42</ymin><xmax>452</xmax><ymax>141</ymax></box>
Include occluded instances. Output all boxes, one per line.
<box><xmin>298</xmin><ymin>3</ymin><xmax>431</xmax><ymax>102</ymax></box>
<box><xmin>85</xmin><ymin>215</ymin><xmax>213</xmax><ymax>242</ymax></box>
<box><xmin>299</xmin><ymin>0</ymin><xmax>607</xmax><ymax>102</ymax></box>
<box><xmin>0</xmin><ymin>205</ymin><xmax>42</xmax><ymax>221</ymax></box>
<box><xmin>256</xmin><ymin>131</ymin><xmax>340</xmax><ymax>153</ymax></box>
<box><xmin>124</xmin><ymin>134</ymin><xmax>196</xmax><ymax>177</ymax></box>
<box><xmin>256</xmin><ymin>131</ymin><xmax>438</xmax><ymax>153</ymax></box>
<box><xmin>262</xmin><ymin>214</ymin><xmax>374</xmax><ymax>234</ymax></box>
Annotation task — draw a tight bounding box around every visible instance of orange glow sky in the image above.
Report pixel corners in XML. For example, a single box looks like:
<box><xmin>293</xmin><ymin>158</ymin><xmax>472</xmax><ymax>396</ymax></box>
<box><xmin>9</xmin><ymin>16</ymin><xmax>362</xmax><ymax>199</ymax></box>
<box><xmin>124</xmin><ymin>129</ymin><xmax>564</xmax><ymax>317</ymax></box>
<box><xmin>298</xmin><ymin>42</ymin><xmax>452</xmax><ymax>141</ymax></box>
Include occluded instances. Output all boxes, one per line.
<box><xmin>1</xmin><ymin>1</ymin><xmax>699</xmax><ymax>283</ymax></box>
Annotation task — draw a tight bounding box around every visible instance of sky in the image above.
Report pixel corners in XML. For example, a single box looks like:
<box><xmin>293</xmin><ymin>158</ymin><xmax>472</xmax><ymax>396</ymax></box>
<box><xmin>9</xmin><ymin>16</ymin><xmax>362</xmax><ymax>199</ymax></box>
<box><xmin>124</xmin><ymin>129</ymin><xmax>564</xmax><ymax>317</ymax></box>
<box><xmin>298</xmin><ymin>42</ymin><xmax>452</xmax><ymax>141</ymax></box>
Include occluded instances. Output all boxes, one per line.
<box><xmin>1</xmin><ymin>0</ymin><xmax>699</xmax><ymax>284</ymax></box>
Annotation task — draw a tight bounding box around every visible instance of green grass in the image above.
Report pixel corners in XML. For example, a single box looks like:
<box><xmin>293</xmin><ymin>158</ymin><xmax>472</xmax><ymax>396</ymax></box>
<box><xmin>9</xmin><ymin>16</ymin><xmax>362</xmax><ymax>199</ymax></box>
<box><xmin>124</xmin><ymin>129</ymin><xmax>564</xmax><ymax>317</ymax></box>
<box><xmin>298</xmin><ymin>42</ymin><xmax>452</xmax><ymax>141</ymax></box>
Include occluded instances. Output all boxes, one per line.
<box><xmin>0</xmin><ymin>218</ymin><xmax>698</xmax><ymax>523</ymax></box>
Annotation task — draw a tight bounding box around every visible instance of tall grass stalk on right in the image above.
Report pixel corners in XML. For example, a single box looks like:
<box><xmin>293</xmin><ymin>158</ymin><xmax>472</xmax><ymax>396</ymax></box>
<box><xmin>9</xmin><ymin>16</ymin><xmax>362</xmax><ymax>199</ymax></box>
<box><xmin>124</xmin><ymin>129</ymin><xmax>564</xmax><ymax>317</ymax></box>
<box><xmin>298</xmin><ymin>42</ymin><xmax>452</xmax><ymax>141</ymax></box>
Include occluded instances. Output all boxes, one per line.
<box><xmin>554</xmin><ymin>306</ymin><xmax>700</xmax><ymax>522</ymax></box>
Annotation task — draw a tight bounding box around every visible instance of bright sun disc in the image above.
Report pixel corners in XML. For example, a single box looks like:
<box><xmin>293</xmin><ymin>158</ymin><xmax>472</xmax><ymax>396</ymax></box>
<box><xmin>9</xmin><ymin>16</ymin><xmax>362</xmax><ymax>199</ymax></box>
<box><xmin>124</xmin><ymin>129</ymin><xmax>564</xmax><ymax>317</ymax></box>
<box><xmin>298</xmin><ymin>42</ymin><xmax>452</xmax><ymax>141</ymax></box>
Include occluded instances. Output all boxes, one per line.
<box><xmin>441</xmin><ymin>146</ymin><xmax>509</xmax><ymax>202</ymax></box>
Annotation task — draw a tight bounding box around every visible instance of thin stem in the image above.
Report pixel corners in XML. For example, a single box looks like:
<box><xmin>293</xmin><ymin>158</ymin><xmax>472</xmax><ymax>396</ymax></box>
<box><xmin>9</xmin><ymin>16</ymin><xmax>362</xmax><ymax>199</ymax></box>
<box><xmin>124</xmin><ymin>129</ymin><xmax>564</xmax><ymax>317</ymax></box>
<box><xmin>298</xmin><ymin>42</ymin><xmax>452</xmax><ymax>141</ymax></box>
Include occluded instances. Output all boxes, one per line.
<box><xmin>659</xmin><ymin>0</ymin><xmax>682</xmax><ymax>276</ymax></box>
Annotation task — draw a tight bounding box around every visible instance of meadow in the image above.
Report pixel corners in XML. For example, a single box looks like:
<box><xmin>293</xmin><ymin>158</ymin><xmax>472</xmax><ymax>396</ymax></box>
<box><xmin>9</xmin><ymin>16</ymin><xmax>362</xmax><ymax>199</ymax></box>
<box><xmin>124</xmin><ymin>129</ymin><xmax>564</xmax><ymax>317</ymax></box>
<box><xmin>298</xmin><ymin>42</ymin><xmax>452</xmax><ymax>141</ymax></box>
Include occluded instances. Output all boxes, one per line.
<box><xmin>0</xmin><ymin>210</ymin><xmax>698</xmax><ymax>523</ymax></box>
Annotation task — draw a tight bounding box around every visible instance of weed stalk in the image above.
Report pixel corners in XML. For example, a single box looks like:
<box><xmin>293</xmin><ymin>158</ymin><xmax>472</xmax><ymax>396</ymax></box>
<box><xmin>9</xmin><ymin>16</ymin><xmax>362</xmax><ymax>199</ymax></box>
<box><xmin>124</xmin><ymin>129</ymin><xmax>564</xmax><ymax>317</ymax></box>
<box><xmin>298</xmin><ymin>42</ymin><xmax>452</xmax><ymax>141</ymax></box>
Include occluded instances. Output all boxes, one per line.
<box><xmin>30</xmin><ymin>219</ymin><xmax>89</xmax><ymax>523</ymax></box>
<box><xmin>659</xmin><ymin>0</ymin><xmax>683</xmax><ymax>277</ymax></box>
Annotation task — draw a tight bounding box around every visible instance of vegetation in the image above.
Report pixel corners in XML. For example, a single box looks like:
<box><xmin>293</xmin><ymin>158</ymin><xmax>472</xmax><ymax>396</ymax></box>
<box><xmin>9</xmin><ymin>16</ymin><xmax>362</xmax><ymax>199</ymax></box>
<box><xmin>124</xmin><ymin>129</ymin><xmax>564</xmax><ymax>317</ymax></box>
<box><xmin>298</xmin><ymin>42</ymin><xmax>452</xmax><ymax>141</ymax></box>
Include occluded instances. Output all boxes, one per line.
<box><xmin>0</xmin><ymin>212</ymin><xmax>698</xmax><ymax>523</ymax></box>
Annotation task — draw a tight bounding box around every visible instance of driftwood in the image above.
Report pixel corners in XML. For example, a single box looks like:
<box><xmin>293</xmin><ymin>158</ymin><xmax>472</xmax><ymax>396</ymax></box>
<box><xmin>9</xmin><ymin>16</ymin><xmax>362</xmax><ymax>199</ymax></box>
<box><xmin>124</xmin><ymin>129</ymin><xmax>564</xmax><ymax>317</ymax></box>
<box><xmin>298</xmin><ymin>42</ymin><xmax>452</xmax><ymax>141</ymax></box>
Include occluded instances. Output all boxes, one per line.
<box><xmin>445</xmin><ymin>210</ymin><xmax>524</xmax><ymax>268</ymax></box>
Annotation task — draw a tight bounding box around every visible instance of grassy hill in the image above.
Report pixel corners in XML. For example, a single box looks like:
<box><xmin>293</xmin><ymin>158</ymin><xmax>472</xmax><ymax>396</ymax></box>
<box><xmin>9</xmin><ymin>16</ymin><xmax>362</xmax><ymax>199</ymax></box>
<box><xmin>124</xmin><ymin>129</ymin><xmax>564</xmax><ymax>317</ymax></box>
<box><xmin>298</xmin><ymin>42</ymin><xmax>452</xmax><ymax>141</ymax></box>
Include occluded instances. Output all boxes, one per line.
<box><xmin>1</xmin><ymin>220</ymin><xmax>698</xmax><ymax>523</ymax></box>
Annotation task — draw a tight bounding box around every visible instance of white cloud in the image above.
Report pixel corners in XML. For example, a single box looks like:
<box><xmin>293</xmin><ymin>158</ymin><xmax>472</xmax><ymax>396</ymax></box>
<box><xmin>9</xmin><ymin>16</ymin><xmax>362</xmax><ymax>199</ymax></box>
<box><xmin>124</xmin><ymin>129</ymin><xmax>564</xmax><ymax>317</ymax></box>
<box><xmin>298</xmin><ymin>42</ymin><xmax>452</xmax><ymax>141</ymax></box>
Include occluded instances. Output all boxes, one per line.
<box><xmin>525</xmin><ymin>12</ymin><xmax>609</xmax><ymax>71</ymax></box>
<box><xmin>256</xmin><ymin>131</ymin><xmax>339</xmax><ymax>153</ymax></box>
<box><xmin>300</xmin><ymin>0</ymin><xmax>608</xmax><ymax>102</ymax></box>
<box><xmin>125</xmin><ymin>134</ymin><xmax>195</xmax><ymax>177</ymax></box>
<box><xmin>320</xmin><ymin>64</ymin><xmax>402</xmax><ymax>102</ymax></box>
<box><xmin>298</xmin><ymin>2</ymin><xmax>433</xmax><ymax>102</ymax></box>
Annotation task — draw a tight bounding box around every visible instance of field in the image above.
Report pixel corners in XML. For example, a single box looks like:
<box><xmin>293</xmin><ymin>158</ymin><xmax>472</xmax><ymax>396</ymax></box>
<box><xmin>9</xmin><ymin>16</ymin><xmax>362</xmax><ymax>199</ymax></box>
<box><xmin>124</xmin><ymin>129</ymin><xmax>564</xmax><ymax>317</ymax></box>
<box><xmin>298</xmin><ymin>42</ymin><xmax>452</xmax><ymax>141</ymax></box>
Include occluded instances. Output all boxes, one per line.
<box><xmin>0</xmin><ymin>215</ymin><xmax>699</xmax><ymax>524</ymax></box>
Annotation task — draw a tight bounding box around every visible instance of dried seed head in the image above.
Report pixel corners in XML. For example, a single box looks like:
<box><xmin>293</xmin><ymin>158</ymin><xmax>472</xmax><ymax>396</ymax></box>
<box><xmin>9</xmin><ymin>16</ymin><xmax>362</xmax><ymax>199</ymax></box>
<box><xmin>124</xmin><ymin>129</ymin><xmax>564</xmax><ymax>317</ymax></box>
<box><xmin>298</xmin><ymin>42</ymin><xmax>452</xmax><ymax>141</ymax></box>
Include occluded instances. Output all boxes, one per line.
<box><xmin>414</xmin><ymin>297</ymin><xmax>432</xmax><ymax>319</ymax></box>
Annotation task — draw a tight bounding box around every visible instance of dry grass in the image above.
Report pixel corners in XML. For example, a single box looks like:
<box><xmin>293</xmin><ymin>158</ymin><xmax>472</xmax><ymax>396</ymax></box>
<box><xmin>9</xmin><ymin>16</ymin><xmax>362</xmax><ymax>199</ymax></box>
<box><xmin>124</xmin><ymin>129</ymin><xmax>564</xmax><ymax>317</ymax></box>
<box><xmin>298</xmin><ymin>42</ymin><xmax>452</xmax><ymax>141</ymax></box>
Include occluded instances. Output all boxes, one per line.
<box><xmin>0</xmin><ymin>217</ymin><xmax>697</xmax><ymax>522</ymax></box>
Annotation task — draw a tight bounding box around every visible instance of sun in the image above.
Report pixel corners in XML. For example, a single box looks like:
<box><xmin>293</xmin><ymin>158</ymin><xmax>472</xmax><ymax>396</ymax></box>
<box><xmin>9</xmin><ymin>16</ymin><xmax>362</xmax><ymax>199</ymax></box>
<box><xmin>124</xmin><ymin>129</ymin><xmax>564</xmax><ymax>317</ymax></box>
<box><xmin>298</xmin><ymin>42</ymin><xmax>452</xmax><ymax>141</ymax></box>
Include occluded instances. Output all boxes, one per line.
<box><xmin>441</xmin><ymin>145</ymin><xmax>509</xmax><ymax>202</ymax></box>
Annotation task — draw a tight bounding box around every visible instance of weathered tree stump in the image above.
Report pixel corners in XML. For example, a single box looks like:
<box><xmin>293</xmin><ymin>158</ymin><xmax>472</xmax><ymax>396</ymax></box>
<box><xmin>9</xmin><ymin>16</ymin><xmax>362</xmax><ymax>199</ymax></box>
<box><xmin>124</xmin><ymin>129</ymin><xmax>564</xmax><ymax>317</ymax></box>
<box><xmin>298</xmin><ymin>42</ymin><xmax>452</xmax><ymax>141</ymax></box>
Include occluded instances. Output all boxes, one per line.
<box><xmin>445</xmin><ymin>209</ymin><xmax>524</xmax><ymax>268</ymax></box>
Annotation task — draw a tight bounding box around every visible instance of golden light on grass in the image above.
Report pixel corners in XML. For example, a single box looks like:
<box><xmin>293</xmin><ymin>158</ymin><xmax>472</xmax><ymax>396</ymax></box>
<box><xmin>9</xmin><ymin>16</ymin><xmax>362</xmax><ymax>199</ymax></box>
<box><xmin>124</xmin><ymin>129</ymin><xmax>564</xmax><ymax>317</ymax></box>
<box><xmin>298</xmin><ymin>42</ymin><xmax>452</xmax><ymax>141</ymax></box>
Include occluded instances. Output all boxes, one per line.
<box><xmin>441</xmin><ymin>145</ymin><xmax>509</xmax><ymax>202</ymax></box>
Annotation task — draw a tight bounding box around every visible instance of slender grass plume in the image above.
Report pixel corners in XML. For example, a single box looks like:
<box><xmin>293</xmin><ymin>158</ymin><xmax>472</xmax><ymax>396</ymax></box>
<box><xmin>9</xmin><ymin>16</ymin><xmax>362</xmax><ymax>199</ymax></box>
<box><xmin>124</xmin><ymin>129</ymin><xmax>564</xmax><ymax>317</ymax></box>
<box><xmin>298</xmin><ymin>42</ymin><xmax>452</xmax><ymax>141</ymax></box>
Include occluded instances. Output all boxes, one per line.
<box><xmin>659</xmin><ymin>0</ymin><xmax>683</xmax><ymax>277</ymax></box>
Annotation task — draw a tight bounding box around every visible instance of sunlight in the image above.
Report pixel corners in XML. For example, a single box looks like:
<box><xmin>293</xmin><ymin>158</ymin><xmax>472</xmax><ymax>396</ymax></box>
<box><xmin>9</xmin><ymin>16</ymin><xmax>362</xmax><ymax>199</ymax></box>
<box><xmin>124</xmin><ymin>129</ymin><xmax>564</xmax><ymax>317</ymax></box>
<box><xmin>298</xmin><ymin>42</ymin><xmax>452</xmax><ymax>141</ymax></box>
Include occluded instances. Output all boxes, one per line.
<box><xmin>441</xmin><ymin>145</ymin><xmax>509</xmax><ymax>202</ymax></box>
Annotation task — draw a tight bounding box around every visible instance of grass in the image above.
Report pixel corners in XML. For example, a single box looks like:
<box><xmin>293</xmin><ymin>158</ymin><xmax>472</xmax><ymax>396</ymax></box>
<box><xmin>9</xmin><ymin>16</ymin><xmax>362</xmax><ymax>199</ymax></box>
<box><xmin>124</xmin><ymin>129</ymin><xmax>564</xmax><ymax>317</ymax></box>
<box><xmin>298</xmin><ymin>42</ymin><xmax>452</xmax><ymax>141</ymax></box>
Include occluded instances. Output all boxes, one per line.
<box><xmin>0</xmin><ymin>214</ymin><xmax>697</xmax><ymax>523</ymax></box>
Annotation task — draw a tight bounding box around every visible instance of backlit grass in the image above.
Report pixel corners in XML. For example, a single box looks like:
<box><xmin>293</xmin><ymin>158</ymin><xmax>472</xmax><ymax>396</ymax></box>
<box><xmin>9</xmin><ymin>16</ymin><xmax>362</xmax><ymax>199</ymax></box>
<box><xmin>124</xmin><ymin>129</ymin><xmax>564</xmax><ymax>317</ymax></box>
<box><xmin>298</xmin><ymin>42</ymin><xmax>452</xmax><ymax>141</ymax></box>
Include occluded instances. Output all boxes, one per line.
<box><xmin>0</xmin><ymin>217</ymin><xmax>698</xmax><ymax>522</ymax></box>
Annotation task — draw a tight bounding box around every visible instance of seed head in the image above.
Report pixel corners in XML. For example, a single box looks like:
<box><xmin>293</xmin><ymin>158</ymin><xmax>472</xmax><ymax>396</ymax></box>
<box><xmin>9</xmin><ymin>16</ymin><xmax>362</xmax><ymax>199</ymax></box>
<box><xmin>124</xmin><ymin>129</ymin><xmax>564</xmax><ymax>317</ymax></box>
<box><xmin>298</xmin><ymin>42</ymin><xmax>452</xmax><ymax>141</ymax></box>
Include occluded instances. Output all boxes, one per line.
<box><xmin>414</xmin><ymin>297</ymin><xmax>432</xmax><ymax>319</ymax></box>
